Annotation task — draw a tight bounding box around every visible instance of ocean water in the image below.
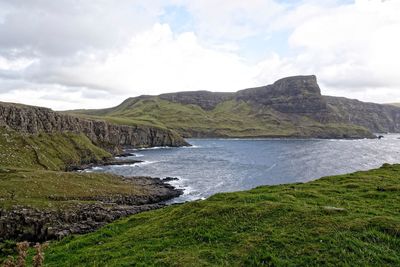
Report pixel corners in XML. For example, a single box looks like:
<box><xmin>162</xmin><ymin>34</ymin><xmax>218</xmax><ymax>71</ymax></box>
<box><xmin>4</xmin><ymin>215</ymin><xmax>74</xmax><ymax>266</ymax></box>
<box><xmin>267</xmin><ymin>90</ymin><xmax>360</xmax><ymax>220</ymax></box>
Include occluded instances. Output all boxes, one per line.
<box><xmin>86</xmin><ymin>135</ymin><xmax>400</xmax><ymax>203</ymax></box>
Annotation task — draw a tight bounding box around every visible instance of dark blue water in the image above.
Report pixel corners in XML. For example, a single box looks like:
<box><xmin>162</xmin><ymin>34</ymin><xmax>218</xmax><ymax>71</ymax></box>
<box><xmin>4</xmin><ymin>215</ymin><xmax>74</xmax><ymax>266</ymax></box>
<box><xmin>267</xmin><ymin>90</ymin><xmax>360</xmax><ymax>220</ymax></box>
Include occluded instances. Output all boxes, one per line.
<box><xmin>86</xmin><ymin>135</ymin><xmax>400</xmax><ymax>202</ymax></box>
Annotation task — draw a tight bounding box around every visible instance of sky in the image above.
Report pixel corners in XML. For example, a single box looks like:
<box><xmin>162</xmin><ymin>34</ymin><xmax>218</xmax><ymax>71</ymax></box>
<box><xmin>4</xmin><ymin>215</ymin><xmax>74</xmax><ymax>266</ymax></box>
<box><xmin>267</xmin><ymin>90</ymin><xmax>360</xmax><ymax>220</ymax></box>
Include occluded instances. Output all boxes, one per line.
<box><xmin>0</xmin><ymin>0</ymin><xmax>399</xmax><ymax>110</ymax></box>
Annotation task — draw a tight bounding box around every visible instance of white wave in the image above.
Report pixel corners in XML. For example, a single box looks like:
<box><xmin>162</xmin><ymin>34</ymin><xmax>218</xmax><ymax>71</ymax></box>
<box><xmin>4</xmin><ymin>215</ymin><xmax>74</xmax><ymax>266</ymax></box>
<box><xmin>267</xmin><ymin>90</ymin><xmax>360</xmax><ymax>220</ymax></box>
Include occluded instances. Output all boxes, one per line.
<box><xmin>265</xmin><ymin>163</ymin><xmax>276</xmax><ymax>172</ymax></box>
<box><xmin>132</xmin><ymin>160</ymin><xmax>159</xmax><ymax>166</ymax></box>
<box><xmin>182</xmin><ymin>186</ymin><xmax>198</xmax><ymax>196</ymax></box>
<box><xmin>131</xmin><ymin>146</ymin><xmax>173</xmax><ymax>151</ymax></box>
<box><xmin>181</xmin><ymin>145</ymin><xmax>201</xmax><ymax>149</ymax></box>
<box><xmin>83</xmin><ymin>166</ymin><xmax>104</xmax><ymax>172</ymax></box>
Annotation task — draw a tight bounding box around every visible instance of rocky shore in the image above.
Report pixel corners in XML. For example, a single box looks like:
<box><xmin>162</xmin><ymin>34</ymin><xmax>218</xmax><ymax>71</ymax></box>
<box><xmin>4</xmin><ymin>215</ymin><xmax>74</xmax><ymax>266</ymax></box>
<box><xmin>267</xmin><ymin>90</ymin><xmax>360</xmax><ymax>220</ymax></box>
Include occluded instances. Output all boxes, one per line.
<box><xmin>0</xmin><ymin>177</ymin><xmax>183</xmax><ymax>242</ymax></box>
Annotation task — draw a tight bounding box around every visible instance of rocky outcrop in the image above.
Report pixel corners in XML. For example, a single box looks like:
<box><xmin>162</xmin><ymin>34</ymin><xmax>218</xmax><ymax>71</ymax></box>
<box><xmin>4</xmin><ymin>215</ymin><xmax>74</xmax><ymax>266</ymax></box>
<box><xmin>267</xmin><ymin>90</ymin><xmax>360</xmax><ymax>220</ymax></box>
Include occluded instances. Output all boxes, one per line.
<box><xmin>160</xmin><ymin>91</ymin><xmax>233</xmax><ymax>110</ymax></box>
<box><xmin>0</xmin><ymin>102</ymin><xmax>189</xmax><ymax>152</ymax></box>
<box><xmin>0</xmin><ymin>177</ymin><xmax>183</xmax><ymax>242</ymax></box>
<box><xmin>159</xmin><ymin>75</ymin><xmax>329</xmax><ymax>118</ymax></box>
<box><xmin>236</xmin><ymin>75</ymin><xmax>329</xmax><ymax>121</ymax></box>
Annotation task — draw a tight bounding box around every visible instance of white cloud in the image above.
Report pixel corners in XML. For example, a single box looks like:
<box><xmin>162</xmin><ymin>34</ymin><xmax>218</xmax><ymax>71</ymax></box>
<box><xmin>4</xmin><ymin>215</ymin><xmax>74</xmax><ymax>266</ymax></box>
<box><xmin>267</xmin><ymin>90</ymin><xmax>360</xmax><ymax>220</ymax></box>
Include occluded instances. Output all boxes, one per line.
<box><xmin>1</xmin><ymin>0</ymin><xmax>400</xmax><ymax>109</ymax></box>
<box><xmin>172</xmin><ymin>0</ymin><xmax>285</xmax><ymax>40</ymax></box>
<box><xmin>0</xmin><ymin>0</ymin><xmax>164</xmax><ymax>57</ymax></box>
<box><xmin>254</xmin><ymin>0</ymin><xmax>400</xmax><ymax>102</ymax></box>
<box><xmin>72</xmin><ymin>24</ymin><xmax>256</xmax><ymax>95</ymax></box>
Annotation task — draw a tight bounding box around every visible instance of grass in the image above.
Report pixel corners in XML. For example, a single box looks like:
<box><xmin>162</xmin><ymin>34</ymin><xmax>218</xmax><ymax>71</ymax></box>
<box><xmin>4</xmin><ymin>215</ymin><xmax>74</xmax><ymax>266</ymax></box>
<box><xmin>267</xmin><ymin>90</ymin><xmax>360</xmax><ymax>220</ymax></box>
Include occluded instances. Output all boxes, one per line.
<box><xmin>0</xmin><ymin>126</ymin><xmax>156</xmax><ymax>210</ymax></box>
<box><xmin>0</xmin><ymin>127</ymin><xmax>111</xmax><ymax>171</ymax></box>
<box><xmin>69</xmin><ymin>97</ymin><xmax>373</xmax><ymax>138</ymax></box>
<box><xmin>0</xmin><ymin>168</ymin><xmax>150</xmax><ymax>210</ymax></box>
<box><xmin>41</xmin><ymin>163</ymin><xmax>400</xmax><ymax>266</ymax></box>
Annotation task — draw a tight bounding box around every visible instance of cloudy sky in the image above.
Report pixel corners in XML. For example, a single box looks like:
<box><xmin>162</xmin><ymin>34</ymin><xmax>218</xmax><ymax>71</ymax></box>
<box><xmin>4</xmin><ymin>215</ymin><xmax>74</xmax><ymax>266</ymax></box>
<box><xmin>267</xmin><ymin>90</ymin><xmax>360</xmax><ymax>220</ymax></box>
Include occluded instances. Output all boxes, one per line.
<box><xmin>0</xmin><ymin>0</ymin><xmax>399</xmax><ymax>110</ymax></box>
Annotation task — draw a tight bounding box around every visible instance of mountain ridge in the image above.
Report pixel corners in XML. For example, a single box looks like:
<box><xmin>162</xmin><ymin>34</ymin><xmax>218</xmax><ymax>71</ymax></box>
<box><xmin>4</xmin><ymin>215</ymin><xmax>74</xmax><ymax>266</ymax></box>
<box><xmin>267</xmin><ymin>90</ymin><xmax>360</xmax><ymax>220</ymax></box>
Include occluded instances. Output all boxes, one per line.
<box><xmin>69</xmin><ymin>75</ymin><xmax>400</xmax><ymax>139</ymax></box>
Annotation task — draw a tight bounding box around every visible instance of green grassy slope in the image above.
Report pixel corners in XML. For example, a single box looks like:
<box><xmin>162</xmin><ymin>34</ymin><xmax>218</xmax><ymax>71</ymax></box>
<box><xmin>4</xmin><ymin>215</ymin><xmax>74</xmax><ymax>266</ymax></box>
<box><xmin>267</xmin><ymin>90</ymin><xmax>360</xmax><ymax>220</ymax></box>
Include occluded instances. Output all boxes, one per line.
<box><xmin>70</xmin><ymin>98</ymin><xmax>373</xmax><ymax>138</ymax></box>
<box><xmin>0</xmin><ymin>127</ymin><xmax>111</xmax><ymax>171</ymax></box>
<box><xmin>44</xmin><ymin>164</ymin><xmax>400</xmax><ymax>266</ymax></box>
<box><xmin>0</xmin><ymin>168</ymin><xmax>148</xmax><ymax>210</ymax></box>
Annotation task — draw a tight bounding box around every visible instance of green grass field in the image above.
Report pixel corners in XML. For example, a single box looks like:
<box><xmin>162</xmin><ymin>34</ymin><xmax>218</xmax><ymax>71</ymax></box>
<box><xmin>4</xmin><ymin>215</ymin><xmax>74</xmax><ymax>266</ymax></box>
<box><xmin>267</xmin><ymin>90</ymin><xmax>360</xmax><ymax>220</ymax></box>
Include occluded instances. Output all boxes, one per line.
<box><xmin>0</xmin><ymin>168</ymin><xmax>150</xmax><ymax>210</ymax></box>
<box><xmin>0</xmin><ymin>127</ymin><xmax>111</xmax><ymax>171</ymax></box>
<box><xmin>42</xmin><ymin>163</ymin><xmax>400</xmax><ymax>266</ymax></box>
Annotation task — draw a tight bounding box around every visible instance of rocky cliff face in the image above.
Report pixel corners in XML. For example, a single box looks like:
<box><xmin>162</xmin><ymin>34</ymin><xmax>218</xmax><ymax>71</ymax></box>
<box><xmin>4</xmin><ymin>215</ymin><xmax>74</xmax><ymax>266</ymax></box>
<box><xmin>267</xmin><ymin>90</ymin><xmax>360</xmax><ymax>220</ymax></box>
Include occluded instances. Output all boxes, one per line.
<box><xmin>0</xmin><ymin>102</ymin><xmax>189</xmax><ymax>152</ymax></box>
<box><xmin>160</xmin><ymin>91</ymin><xmax>233</xmax><ymax>110</ymax></box>
<box><xmin>236</xmin><ymin>75</ymin><xmax>329</xmax><ymax>122</ymax></box>
<box><xmin>324</xmin><ymin>96</ymin><xmax>400</xmax><ymax>133</ymax></box>
<box><xmin>159</xmin><ymin>76</ymin><xmax>328</xmax><ymax>117</ymax></box>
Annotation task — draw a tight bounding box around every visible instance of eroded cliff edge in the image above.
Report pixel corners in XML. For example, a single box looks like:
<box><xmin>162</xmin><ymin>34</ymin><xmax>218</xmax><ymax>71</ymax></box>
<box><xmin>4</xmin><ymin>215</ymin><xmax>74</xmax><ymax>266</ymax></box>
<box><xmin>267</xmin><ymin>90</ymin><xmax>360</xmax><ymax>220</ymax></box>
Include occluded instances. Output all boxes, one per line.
<box><xmin>0</xmin><ymin>101</ymin><xmax>189</xmax><ymax>153</ymax></box>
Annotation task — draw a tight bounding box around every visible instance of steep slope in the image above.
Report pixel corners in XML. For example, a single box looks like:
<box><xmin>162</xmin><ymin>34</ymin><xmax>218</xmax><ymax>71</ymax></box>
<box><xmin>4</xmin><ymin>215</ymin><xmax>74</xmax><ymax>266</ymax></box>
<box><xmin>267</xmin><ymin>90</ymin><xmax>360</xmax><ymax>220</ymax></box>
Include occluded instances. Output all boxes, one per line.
<box><xmin>70</xmin><ymin>75</ymin><xmax>375</xmax><ymax>139</ymax></box>
<box><xmin>0</xmin><ymin>127</ymin><xmax>111</xmax><ymax>171</ymax></box>
<box><xmin>325</xmin><ymin>96</ymin><xmax>400</xmax><ymax>133</ymax></box>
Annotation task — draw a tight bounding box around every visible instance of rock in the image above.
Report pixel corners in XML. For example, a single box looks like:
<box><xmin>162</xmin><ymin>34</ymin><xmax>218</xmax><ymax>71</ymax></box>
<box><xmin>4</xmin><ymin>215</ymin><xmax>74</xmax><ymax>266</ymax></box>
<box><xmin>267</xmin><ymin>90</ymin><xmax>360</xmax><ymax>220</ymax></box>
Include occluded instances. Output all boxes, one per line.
<box><xmin>0</xmin><ymin>177</ymin><xmax>183</xmax><ymax>242</ymax></box>
<box><xmin>323</xmin><ymin>206</ymin><xmax>346</xmax><ymax>212</ymax></box>
<box><xmin>159</xmin><ymin>91</ymin><xmax>232</xmax><ymax>110</ymax></box>
<box><xmin>116</xmin><ymin>152</ymin><xmax>136</xmax><ymax>157</ymax></box>
<box><xmin>163</xmin><ymin>177</ymin><xmax>179</xmax><ymax>182</ymax></box>
<box><xmin>324</xmin><ymin>96</ymin><xmax>400</xmax><ymax>133</ymax></box>
<box><xmin>236</xmin><ymin>75</ymin><xmax>328</xmax><ymax>120</ymax></box>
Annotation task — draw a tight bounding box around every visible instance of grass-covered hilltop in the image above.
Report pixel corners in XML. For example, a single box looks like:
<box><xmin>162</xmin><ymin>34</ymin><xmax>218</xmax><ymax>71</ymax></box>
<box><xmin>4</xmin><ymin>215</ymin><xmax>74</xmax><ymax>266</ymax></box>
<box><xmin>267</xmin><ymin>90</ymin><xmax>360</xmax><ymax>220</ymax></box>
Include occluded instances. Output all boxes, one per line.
<box><xmin>35</xmin><ymin>163</ymin><xmax>400</xmax><ymax>266</ymax></box>
<box><xmin>69</xmin><ymin>75</ymin><xmax>400</xmax><ymax>139</ymax></box>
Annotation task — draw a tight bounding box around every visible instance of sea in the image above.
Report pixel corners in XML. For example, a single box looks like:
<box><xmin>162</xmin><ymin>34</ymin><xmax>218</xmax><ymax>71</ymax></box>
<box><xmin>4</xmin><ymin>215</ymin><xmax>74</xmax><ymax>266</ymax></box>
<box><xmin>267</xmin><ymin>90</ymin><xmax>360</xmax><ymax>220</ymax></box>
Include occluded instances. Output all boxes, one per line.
<box><xmin>85</xmin><ymin>135</ymin><xmax>400</xmax><ymax>203</ymax></box>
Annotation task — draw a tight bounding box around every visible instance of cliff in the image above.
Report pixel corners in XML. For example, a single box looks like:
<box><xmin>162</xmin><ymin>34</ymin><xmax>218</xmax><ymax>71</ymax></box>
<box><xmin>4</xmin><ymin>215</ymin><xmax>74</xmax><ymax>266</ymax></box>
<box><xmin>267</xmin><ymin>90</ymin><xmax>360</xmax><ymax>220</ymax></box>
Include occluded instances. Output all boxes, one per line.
<box><xmin>324</xmin><ymin>96</ymin><xmax>400</xmax><ymax>133</ymax></box>
<box><xmin>0</xmin><ymin>101</ymin><xmax>189</xmax><ymax>153</ymax></box>
<box><xmin>236</xmin><ymin>75</ymin><xmax>328</xmax><ymax>120</ymax></box>
<box><xmin>160</xmin><ymin>91</ymin><xmax>233</xmax><ymax>110</ymax></box>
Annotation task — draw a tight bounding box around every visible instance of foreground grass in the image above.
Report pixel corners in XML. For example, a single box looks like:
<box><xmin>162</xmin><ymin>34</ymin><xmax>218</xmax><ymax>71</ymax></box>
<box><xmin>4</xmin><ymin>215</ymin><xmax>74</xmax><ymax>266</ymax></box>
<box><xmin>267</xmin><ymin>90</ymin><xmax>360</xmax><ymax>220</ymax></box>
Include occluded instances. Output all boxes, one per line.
<box><xmin>43</xmin><ymin>164</ymin><xmax>400</xmax><ymax>266</ymax></box>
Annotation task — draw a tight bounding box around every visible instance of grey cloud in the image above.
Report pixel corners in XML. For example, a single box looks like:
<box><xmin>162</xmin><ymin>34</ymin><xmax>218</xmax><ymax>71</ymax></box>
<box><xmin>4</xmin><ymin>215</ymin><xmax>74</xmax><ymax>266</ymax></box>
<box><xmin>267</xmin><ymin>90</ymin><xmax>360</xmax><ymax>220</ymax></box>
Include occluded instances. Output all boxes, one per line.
<box><xmin>0</xmin><ymin>0</ymin><xmax>162</xmax><ymax>58</ymax></box>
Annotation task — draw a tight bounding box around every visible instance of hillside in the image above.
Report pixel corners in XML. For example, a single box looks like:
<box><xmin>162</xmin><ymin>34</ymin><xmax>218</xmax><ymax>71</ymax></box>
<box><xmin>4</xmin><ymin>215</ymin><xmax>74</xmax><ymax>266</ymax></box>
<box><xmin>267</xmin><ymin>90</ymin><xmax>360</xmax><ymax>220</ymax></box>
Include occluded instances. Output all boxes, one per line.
<box><xmin>42</xmin><ymin>163</ymin><xmax>400</xmax><ymax>266</ymax></box>
<box><xmin>70</xmin><ymin>75</ymin><xmax>399</xmax><ymax>139</ymax></box>
<box><xmin>0</xmin><ymin>127</ymin><xmax>111</xmax><ymax>171</ymax></box>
